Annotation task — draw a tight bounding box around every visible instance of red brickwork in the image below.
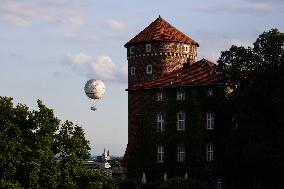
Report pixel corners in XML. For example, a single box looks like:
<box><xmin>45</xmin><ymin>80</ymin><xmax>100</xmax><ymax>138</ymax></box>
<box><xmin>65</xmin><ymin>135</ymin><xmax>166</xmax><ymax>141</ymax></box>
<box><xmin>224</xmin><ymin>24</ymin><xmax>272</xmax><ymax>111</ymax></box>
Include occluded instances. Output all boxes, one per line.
<box><xmin>127</xmin><ymin>41</ymin><xmax>198</xmax><ymax>85</ymax></box>
<box><xmin>124</xmin><ymin>17</ymin><xmax>200</xmax><ymax>167</ymax></box>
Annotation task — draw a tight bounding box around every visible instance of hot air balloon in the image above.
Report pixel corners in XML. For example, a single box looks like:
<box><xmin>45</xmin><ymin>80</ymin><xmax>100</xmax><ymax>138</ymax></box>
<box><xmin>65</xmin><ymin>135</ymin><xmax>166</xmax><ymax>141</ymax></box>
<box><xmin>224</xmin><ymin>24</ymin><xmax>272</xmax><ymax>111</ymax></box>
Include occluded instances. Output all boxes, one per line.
<box><xmin>84</xmin><ymin>79</ymin><xmax>105</xmax><ymax>111</ymax></box>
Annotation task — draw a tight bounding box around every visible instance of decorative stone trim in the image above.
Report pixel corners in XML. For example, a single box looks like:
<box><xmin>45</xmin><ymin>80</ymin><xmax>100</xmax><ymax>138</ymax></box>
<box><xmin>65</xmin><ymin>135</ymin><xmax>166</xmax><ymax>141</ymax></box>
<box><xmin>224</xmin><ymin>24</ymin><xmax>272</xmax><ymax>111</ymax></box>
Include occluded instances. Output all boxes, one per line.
<box><xmin>128</xmin><ymin>52</ymin><xmax>195</xmax><ymax>59</ymax></box>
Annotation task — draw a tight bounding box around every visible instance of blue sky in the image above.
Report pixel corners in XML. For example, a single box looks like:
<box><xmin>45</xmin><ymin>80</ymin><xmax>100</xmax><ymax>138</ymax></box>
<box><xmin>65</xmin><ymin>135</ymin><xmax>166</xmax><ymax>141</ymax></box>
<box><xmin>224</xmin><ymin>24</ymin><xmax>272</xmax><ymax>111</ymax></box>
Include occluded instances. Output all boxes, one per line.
<box><xmin>0</xmin><ymin>0</ymin><xmax>283</xmax><ymax>156</ymax></box>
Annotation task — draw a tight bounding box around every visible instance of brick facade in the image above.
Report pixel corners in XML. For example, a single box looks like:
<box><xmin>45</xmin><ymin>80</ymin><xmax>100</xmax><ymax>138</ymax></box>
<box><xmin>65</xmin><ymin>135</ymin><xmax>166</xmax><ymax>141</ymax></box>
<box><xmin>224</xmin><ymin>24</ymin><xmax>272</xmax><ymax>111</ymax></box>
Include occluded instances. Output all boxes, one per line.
<box><xmin>127</xmin><ymin>41</ymin><xmax>198</xmax><ymax>85</ymax></box>
<box><xmin>123</xmin><ymin>17</ymin><xmax>225</xmax><ymax>185</ymax></box>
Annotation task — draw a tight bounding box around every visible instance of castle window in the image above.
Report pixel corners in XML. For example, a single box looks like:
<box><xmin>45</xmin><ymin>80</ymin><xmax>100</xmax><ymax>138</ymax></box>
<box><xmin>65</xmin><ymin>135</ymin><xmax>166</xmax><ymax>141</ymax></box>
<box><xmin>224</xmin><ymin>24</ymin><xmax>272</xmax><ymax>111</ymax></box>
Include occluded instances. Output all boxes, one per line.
<box><xmin>146</xmin><ymin>44</ymin><xmax>151</xmax><ymax>52</ymax></box>
<box><xmin>177</xmin><ymin>112</ymin><xmax>185</xmax><ymax>131</ymax></box>
<box><xmin>157</xmin><ymin>113</ymin><xmax>165</xmax><ymax>132</ymax></box>
<box><xmin>177</xmin><ymin>91</ymin><xmax>185</xmax><ymax>100</ymax></box>
<box><xmin>146</xmin><ymin>65</ymin><xmax>152</xmax><ymax>74</ymax></box>
<box><xmin>206</xmin><ymin>143</ymin><xmax>213</xmax><ymax>161</ymax></box>
<box><xmin>130</xmin><ymin>67</ymin><xmax>135</xmax><ymax>75</ymax></box>
<box><xmin>206</xmin><ymin>112</ymin><xmax>214</xmax><ymax>130</ymax></box>
<box><xmin>130</xmin><ymin>46</ymin><xmax>134</xmax><ymax>54</ymax></box>
<box><xmin>157</xmin><ymin>145</ymin><xmax>165</xmax><ymax>163</ymax></box>
<box><xmin>184</xmin><ymin>45</ymin><xmax>189</xmax><ymax>53</ymax></box>
<box><xmin>157</xmin><ymin>92</ymin><xmax>164</xmax><ymax>101</ymax></box>
<box><xmin>207</xmin><ymin>89</ymin><xmax>214</xmax><ymax>97</ymax></box>
<box><xmin>177</xmin><ymin>144</ymin><xmax>186</xmax><ymax>163</ymax></box>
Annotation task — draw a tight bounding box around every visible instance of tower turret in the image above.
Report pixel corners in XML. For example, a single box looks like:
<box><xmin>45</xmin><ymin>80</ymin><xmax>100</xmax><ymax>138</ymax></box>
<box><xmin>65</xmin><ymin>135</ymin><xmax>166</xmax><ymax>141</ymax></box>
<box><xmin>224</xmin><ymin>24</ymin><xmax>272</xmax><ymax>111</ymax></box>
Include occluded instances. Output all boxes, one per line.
<box><xmin>125</xmin><ymin>16</ymin><xmax>199</xmax><ymax>85</ymax></box>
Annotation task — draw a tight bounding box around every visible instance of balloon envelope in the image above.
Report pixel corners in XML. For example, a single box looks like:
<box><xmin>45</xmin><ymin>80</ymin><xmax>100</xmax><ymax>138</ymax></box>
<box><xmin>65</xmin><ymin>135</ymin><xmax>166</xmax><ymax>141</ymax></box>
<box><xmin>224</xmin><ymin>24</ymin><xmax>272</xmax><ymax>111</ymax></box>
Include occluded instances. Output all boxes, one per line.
<box><xmin>84</xmin><ymin>79</ymin><xmax>106</xmax><ymax>100</ymax></box>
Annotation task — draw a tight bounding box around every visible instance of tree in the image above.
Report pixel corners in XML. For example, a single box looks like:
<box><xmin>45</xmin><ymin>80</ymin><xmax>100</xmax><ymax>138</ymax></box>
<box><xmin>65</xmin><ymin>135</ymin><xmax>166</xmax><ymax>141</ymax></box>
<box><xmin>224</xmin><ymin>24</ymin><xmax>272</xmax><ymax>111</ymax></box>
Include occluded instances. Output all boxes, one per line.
<box><xmin>0</xmin><ymin>97</ymin><xmax>111</xmax><ymax>188</ymax></box>
<box><xmin>217</xmin><ymin>29</ymin><xmax>284</xmax><ymax>188</ymax></box>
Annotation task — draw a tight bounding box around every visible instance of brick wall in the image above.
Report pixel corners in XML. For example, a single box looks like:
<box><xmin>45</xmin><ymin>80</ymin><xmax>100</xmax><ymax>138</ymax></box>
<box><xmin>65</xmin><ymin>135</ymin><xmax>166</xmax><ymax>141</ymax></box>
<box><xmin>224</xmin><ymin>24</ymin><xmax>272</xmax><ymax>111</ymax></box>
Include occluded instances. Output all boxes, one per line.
<box><xmin>127</xmin><ymin>41</ymin><xmax>198</xmax><ymax>85</ymax></box>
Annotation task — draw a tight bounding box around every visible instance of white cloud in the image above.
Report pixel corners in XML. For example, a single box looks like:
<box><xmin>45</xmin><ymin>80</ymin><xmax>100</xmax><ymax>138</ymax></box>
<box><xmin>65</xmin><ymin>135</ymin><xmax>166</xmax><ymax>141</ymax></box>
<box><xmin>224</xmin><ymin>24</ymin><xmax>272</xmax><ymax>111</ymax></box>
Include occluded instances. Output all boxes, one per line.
<box><xmin>64</xmin><ymin>53</ymin><xmax>127</xmax><ymax>82</ymax></box>
<box><xmin>90</xmin><ymin>56</ymin><xmax>116</xmax><ymax>81</ymax></box>
<box><xmin>66</xmin><ymin>53</ymin><xmax>92</xmax><ymax>65</ymax></box>
<box><xmin>0</xmin><ymin>0</ymin><xmax>84</xmax><ymax>27</ymax></box>
<box><xmin>105</xmin><ymin>19</ymin><xmax>123</xmax><ymax>30</ymax></box>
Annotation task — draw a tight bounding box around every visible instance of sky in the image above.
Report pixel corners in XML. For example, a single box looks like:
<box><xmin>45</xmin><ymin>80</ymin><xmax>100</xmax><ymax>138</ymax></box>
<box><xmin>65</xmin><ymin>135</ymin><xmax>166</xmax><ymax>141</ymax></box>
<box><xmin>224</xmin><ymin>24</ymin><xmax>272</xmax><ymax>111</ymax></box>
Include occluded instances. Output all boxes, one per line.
<box><xmin>0</xmin><ymin>0</ymin><xmax>283</xmax><ymax>156</ymax></box>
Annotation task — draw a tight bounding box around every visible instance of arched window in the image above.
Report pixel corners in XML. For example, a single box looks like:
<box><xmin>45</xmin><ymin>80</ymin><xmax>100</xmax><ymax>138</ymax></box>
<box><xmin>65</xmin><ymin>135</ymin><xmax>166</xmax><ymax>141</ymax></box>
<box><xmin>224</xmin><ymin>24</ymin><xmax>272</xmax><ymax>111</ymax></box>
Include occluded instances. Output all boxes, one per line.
<box><xmin>146</xmin><ymin>64</ymin><xmax>152</xmax><ymax>74</ymax></box>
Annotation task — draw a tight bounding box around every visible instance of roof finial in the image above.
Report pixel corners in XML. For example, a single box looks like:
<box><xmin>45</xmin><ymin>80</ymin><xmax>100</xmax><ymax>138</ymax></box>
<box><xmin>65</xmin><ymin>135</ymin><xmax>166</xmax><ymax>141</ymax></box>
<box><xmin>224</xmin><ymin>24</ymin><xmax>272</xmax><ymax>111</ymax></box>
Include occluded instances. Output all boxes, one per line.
<box><xmin>158</xmin><ymin>15</ymin><xmax>161</xmax><ymax>18</ymax></box>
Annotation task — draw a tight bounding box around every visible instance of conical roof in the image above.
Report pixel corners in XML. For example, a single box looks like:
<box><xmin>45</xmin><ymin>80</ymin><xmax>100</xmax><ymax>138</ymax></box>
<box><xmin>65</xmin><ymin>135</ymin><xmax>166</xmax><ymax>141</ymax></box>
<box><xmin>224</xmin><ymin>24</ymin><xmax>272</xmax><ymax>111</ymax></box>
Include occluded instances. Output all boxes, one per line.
<box><xmin>125</xmin><ymin>16</ymin><xmax>199</xmax><ymax>47</ymax></box>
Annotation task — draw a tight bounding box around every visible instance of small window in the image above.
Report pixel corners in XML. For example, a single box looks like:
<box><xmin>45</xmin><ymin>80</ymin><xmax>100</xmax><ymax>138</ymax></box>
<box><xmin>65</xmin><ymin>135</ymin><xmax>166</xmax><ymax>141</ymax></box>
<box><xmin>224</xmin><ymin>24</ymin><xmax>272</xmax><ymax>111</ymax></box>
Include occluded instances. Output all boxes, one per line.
<box><xmin>206</xmin><ymin>112</ymin><xmax>214</xmax><ymax>130</ymax></box>
<box><xmin>177</xmin><ymin>144</ymin><xmax>186</xmax><ymax>163</ymax></box>
<box><xmin>130</xmin><ymin>46</ymin><xmax>134</xmax><ymax>54</ymax></box>
<box><xmin>146</xmin><ymin>44</ymin><xmax>151</xmax><ymax>52</ymax></box>
<box><xmin>157</xmin><ymin>145</ymin><xmax>165</xmax><ymax>163</ymax></box>
<box><xmin>184</xmin><ymin>45</ymin><xmax>189</xmax><ymax>53</ymax></box>
<box><xmin>157</xmin><ymin>113</ymin><xmax>165</xmax><ymax>132</ymax></box>
<box><xmin>206</xmin><ymin>143</ymin><xmax>213</xmax><ymax>161</ymax></box>
<box><xmin>130</xmin><ymin>67</ymin><xmax>135</xmax><ymax>75</ymax></box>
<box><xmin>157</xmin><ymin>92</ymin><xmax>164</xmax><ymax>101</ymax></box>
<box><xmin>207</xmin><ymin>89</ymin><xmax>214</xmax><ymax>97</ymax></box>
<box><xmin>146</xmin><ymin>65</ymin><xmax>152</xmax><ymax>74</ymax></box>
<box><xmin>177</xmin><ymin>91</ymin><xmax>185</xmax><ymax>100</ymax></box>
<box><xmin>177</xmin><ymin>112</ymin><xmax>185</xmax><ymax>131</ymax></box>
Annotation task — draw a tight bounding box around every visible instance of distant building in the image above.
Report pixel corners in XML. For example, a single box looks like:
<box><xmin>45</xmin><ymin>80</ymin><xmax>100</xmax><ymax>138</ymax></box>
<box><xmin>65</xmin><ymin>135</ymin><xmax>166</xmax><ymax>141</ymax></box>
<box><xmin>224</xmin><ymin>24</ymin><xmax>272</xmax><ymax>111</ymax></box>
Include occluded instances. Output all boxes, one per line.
<box><xmin>83</xmin><ymin>148</ymin><xmax>111</xmax><ymax>169</ymax></box>
<box><xmin>123</xmin><ymin>16</ymin><xmax>226</xmax><ymax>188</ymax></box>
<box><xmin>83</xmin><ymin>149</ymin><xmax>125</xmax><ymax>178</ymax></box>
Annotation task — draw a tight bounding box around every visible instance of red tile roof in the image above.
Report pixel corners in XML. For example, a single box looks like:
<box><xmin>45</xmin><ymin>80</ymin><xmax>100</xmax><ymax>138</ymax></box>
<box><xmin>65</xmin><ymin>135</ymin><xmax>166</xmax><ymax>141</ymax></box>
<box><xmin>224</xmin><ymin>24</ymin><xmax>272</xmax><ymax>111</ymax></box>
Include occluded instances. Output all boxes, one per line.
<box><xmin>125</xmin><ymin>16</ymin><xmax>199</xmax><ymax>47</ymax></box>
<box><xmin>128</xmin><ymin>59</ymin><xmax>222</xmax><ymax>90</ymax></box>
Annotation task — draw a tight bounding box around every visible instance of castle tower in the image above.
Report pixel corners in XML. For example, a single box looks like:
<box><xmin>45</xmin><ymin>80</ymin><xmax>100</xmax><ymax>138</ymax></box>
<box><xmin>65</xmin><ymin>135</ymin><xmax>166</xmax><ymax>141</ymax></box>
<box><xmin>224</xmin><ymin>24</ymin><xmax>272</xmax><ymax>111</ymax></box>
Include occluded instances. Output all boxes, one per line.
<box><xmin>124</xmin><ymin>16</ymin><xmax>200</xmax><ymax>168</ymax></box>
<box><xmin>125</xmin><ymin>16</ymin><xmax>199</xmax><ymax>86</ymax></box>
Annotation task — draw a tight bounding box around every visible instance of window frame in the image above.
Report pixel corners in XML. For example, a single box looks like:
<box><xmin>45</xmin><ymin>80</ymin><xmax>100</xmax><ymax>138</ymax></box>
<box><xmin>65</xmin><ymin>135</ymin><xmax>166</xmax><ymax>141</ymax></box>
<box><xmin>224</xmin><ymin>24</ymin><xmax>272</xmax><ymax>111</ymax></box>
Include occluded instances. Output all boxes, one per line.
<box><xmin>157</xmin><ymin>145</ymin><xmax>165</xmax><ymax>163</ymax></box>
<box><xmin>146</xmin><ymin>64</ymin><xmax>153</xmax><ymax>74</ymax></box>
<box><xmin>130</xmin><ymin>67</ymin><xmax>135</xmax><ymax>75</ymax></box>
<box><xmin>206</xmin><ymin>143</ymin><xmax>214</xmax><ymax>161</ymax></box>
<box><xmin>206</xmin><ymin>112</ymin><xmax>214</xmax><ymax>130</ymax></box>
<box><xmin>157</xmin><ymin>92</ymin><xmax>164</xmax><ymax>101</ymax></box>
<box><xmin>157</xmin><ymin>113</ymin><xmax>165</xmax><ymax>132</ymax></box>
<box><xmin>177</xmin><ymin>144</ymin><xmax>186</xmax><ymax>163</ymax></box>
<box><xmin>177</xmin><ymin>91</ymin><xmax>185</xmax><ymax>100</ymax></box>
<box><xmin>177</xmin><ymin>111</ymin><xmax>185</xmax><ymax>131</ymax></box>
<box><xmin>184</xmin><ymin>45</ymin><xmax>189</xmax><ymax>53</ymax></box>
<box><xmin>146</xmin><ymin>44</ymin><xmax>151</xmax><ymax>52</ymax></box>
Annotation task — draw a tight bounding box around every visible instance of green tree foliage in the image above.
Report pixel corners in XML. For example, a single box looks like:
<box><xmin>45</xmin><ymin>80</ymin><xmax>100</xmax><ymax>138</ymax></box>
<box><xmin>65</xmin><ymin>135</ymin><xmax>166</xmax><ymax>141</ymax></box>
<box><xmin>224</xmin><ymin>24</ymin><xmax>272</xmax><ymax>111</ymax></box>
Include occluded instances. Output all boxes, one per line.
<box><xmin>0</xmin><ymin>97</ymin><xmax>111</xmax><ymax>189</ymax></box>
<box><xmin>217</xmin><ymin>29</ymin><xmax>284</xmax><ymax>187</ymax></box>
